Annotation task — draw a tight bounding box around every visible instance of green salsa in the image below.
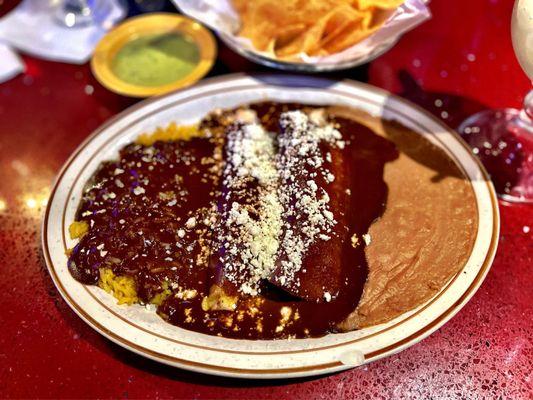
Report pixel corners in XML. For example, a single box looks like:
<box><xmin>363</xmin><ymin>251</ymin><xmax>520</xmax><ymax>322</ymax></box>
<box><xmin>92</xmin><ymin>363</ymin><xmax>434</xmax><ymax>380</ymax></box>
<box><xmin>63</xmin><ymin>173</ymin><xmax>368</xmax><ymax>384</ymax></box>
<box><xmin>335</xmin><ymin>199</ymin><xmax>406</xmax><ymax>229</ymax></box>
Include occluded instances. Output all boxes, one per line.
<box><xmin>111</xmin><ymin>32</ymin><xmax>200</xmax><ymax>87</ymax></box>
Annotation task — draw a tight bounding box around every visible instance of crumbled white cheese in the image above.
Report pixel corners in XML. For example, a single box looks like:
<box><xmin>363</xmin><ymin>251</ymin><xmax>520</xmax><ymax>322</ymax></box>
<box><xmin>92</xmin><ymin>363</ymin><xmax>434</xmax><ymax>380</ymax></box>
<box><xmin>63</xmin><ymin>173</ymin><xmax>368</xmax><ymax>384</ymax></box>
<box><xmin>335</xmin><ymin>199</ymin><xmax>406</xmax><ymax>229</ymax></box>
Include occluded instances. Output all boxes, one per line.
<box><xmin>212</xmin><ymin>110</ymin><xmax>345</xmax><ymax>296</ymax></box>
<box><xmin>185</xmin><ymin>217</ymin><xmax>196</xmax><ymax>229</ymax></box>
<box><xmin>235</xmin><ymin>108</ymin><xmax>258</xmax><ymax>123</ymax></box>
<box><xmin>215</xmin><ymin>121</ymin><xmax>282</xmax><ymax>295</ymax></box>
<box><xmin>133</xmin><ymin>186</ymin><xmax>145</xmax><ymax>196</ymax></box>
<box><xmin>274</xmin><ymin>111</ymin><xmax>343</xmax><ymax>289</ymax></box>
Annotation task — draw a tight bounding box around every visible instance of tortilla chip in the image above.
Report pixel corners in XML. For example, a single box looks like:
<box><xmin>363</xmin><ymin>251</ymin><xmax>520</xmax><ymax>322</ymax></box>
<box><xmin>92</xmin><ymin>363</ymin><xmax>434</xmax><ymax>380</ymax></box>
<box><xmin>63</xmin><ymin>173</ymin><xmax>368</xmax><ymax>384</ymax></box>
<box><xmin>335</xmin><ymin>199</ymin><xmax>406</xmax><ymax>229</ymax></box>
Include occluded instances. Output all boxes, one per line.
<box><xmin>232</xmin><ymin>0</ymin><xmax>404</xmax><ymax>57</ymax></box>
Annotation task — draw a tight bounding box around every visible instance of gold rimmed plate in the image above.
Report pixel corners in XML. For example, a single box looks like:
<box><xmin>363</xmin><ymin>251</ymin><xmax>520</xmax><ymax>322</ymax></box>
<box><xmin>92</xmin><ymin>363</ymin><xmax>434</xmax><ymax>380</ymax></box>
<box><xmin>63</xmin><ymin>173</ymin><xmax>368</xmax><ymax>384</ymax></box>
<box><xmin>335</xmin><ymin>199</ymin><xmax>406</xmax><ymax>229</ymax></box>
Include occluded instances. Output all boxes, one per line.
<box><xmin>91</xmin><ymin>13</ymin><xmax>216</xmax><ymax>98</ymax></box>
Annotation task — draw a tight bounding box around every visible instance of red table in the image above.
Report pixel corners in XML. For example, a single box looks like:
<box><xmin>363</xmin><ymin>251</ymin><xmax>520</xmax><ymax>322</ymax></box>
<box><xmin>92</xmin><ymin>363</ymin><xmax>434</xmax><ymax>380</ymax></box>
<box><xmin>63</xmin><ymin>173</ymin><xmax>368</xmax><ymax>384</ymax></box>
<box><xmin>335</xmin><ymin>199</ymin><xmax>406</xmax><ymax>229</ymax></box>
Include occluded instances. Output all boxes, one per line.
<box><xmin>0</xmin><ymin>0</ymin><xmax>531</xmax><ymax>398</ymax></box>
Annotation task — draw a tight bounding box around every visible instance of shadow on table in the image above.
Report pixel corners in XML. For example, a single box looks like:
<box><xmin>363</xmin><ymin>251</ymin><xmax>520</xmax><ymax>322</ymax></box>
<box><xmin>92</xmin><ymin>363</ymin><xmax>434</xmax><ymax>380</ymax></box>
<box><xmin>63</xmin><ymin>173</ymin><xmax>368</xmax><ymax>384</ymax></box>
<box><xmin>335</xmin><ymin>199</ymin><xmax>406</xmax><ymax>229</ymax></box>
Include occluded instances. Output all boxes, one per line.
<box><xmin>380</xmin><ymin>70</ymin><xmax>490</xmax><ymax>183</ymax></box>
<box><xmin>394</xmin><ymin>70</ymin><xmax>487</xmax><ymax>130</ymax></box>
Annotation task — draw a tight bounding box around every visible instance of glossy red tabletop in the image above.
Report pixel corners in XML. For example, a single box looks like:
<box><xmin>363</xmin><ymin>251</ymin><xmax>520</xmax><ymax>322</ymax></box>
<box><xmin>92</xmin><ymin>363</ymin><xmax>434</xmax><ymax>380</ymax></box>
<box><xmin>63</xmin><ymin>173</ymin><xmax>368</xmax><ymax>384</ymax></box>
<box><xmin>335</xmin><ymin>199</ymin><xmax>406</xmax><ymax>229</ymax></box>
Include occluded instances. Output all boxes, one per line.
<box><xmin>0</xmin><ymin>0</ymin><xmax>531</xmax><ymax>398</ymax></box>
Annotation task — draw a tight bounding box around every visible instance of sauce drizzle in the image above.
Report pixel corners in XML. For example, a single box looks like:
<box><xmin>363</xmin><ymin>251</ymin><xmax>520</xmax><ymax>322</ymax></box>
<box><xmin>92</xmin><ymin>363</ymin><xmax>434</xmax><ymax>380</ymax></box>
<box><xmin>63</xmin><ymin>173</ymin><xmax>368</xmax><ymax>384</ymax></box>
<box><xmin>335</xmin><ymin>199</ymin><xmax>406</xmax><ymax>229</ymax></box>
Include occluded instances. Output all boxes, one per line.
<box><xmin>68</xmin><ymin>103</ymin><xmax>398</xmax><ymax>339</ymax></box>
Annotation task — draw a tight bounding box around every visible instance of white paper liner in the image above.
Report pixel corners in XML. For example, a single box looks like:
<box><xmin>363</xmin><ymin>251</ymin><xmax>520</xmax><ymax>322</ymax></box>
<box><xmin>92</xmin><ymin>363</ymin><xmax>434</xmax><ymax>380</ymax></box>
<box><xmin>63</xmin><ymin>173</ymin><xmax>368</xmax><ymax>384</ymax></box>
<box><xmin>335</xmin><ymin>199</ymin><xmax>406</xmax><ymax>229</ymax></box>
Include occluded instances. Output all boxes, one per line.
<box><xmin>172</xmin><ymin>0</ymin><xmax>431</xmax><ymax>65</ymax></box>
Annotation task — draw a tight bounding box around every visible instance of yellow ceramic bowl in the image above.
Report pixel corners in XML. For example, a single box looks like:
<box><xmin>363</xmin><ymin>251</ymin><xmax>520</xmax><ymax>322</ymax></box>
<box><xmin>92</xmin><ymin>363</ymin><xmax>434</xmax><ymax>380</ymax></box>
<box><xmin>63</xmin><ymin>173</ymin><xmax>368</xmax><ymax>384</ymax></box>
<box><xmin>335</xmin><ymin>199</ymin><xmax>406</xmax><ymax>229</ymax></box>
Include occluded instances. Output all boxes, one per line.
<box><xmin>91</xmin><ymin>13</ymin><xmax>216</xmax><ymax>98</ymax></box>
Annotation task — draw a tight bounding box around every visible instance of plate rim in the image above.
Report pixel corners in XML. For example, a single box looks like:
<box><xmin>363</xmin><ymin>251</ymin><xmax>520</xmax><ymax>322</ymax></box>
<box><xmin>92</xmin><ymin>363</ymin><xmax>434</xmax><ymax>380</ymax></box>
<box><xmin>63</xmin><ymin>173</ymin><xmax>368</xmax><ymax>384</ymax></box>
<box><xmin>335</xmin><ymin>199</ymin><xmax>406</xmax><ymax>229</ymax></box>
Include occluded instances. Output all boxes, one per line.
<box><xmin>42</xmin><ymin>73</ymin><xmax>500</xmax><ymax>379</ymax></box>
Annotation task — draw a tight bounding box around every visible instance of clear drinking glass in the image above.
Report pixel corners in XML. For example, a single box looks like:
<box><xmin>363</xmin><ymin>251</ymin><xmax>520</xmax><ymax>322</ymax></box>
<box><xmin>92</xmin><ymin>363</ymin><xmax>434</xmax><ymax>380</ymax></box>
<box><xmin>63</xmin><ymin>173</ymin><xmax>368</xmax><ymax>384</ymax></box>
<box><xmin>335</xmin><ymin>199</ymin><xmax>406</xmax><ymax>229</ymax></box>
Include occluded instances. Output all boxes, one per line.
<box><xmin>458</xmin><ymin>0</ymin><xmax>533</xmax><ymax>203</ymax></box>
<box><xmin>54</xmin><ymin>0</ymin><xmax>112</xmax><ymax>28</ymax></box>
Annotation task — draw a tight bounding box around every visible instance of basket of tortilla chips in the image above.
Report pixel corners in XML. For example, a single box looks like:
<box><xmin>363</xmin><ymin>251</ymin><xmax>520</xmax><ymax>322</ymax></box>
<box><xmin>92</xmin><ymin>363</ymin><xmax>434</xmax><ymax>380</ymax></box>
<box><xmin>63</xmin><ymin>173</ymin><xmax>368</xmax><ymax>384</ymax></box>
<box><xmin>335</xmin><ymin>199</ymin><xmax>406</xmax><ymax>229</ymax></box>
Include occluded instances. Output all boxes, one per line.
<box><xmin>172</xmin><ymin>0</ymin><xmax>430</xmax><ymax>71</ymax></box>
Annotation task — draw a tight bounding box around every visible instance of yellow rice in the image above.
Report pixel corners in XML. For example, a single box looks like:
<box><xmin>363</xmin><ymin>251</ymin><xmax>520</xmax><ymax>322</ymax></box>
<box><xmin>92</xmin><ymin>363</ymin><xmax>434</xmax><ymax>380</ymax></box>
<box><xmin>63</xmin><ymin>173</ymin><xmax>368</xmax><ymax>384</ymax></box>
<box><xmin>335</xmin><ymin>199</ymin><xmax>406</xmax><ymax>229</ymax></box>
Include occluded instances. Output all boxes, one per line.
<box><xmin>135</xmin><ymin>122</ymin><xmax>204</xmax><ymax>146</ymax></box>
<box><xmin>99</xmin><ymin>268</ymin><xmax>139</xmax><ymax>305</ymax></box>
<box><xmin>68</xmin><ymin>220</ymin><xmax>88</xmax><ymax>239</ymax></box>
<box><xmin>69</xmin><ymin>122</ymin><xmax>202</xmax><ymax>306</ymax></box>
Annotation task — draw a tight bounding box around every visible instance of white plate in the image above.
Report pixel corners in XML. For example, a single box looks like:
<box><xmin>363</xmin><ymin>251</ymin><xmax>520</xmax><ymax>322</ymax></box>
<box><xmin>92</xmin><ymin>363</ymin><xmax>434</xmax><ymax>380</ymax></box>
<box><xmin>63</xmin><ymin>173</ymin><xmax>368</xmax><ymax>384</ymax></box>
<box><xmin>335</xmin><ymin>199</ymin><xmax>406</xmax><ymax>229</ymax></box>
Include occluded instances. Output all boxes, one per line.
<box><xmin>42</xmin><ymin>74</ymin><xmax>499</xmax><ymax>379</ymax></box>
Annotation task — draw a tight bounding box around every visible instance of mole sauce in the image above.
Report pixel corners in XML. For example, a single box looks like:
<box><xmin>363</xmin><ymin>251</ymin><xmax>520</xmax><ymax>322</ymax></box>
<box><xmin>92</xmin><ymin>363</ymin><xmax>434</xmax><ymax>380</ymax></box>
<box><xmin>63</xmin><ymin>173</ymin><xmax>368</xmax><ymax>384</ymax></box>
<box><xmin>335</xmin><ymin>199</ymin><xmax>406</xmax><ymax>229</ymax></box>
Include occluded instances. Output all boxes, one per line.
<box><xmin>68</xmin><ymin>102</ymin><xmax>398</xmax><ymax>339</ymax></box>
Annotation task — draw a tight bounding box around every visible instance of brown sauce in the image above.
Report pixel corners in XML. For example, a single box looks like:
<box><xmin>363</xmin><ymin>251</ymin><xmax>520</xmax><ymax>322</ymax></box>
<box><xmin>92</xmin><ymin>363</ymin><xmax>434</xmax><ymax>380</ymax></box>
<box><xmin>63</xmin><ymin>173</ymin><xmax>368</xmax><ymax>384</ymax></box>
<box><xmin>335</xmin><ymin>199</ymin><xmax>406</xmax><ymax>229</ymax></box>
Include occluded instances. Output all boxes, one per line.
<box><xmin>68</xmin><ymin>102</ymin><xmax>398</xmax><ymax>339</ymax></box>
